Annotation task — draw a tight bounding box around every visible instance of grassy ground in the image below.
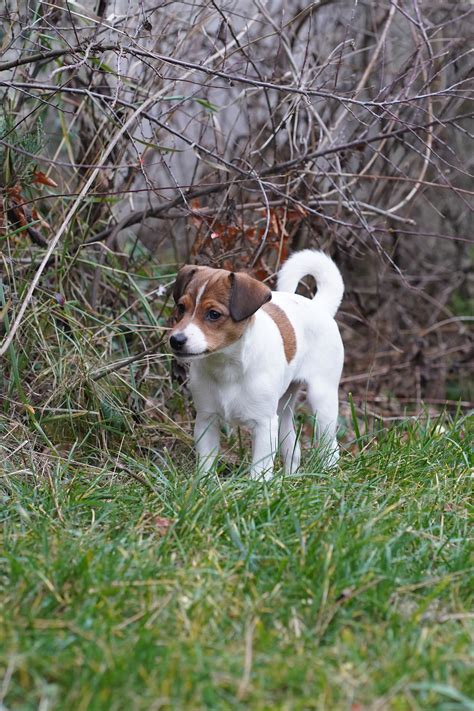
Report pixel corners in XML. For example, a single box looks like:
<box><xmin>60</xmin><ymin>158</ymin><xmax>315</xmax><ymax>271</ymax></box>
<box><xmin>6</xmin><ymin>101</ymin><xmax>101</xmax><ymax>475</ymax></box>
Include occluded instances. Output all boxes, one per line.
<box><xmin>1</xmin><ymin>415</ymin><xmax>472</xmax><ymax>710</ymax></box>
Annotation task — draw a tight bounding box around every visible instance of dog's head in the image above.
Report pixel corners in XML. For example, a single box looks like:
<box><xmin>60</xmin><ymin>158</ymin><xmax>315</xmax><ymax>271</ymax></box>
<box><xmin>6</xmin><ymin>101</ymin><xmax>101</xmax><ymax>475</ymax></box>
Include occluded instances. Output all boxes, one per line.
<box><xmin>169</xmin><ymin>265</ymin><xmax>271</xmax><ymax>359</ymax></box>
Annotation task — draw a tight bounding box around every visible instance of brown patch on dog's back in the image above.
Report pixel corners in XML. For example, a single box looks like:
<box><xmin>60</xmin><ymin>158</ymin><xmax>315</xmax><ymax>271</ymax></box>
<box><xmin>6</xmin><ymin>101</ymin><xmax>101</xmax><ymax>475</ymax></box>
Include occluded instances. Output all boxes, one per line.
<box><xmin>263</xmin><ymin>303</ymin><xmax>296</xmax><ymax>362</ymax></box>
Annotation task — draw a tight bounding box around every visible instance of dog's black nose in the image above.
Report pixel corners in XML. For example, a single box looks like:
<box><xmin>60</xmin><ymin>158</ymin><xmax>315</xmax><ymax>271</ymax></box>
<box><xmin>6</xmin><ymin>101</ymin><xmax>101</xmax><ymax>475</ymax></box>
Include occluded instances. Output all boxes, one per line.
<box><xmin>170</xmin><ymin>333</ymin><xmax>187</xmax><ymax>351</ymax></box>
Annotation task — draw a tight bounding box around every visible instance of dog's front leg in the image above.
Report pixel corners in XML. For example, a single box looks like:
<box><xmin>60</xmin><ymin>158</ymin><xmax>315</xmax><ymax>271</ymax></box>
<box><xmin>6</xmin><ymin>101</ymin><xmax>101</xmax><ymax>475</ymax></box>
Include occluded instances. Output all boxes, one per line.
<box><xmin>250</xmin><ymin>416</ymin><xmax>279</xmax><ymax>481</ymax></box>
<box><xmin>195</xmin><ymin>412</ymin><xmax>220</xmax><ymax>474</ymax></box>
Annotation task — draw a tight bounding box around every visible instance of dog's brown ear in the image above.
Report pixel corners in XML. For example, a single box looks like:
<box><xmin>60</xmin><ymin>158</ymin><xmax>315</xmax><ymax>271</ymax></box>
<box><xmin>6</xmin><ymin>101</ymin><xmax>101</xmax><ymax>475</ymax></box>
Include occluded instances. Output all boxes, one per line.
<box><xmin>173</xmin><ymin>265</ymin><xmax>197</xmax><ymax>303</ymax></box>
<box><xmin>229</xmin><ymin>272</ymin><xmax>272</xmax><ymax>321</ymax></box>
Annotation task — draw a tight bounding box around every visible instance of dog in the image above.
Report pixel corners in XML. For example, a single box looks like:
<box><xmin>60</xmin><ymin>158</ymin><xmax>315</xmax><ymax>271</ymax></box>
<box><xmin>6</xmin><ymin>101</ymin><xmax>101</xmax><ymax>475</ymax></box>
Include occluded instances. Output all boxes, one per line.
<box><xmin>169</xmin><ymin>250</ymin><xmax>344</xmax><ymax>480</ymax></box>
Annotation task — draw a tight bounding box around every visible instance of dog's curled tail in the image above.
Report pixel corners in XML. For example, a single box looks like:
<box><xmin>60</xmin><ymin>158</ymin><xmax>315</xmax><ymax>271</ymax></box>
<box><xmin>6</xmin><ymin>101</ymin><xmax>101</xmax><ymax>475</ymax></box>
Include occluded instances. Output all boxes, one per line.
<box><xmin>277</xmin><ymin>249</ymin><xmax>344</xmax><ymax>317</ymax></box>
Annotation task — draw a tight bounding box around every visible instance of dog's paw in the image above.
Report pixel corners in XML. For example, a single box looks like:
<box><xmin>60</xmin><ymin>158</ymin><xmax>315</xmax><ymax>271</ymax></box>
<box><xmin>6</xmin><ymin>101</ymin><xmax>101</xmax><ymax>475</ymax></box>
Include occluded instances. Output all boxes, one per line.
<box><xmin>325</xmin><ymin>448</ymin><xmax>340</xmax><ymax>469</ymax></box>
<box><xmin>249</xmin><ymin>468</ymin><xmax>274</xmax><ymax>482</ymax></box>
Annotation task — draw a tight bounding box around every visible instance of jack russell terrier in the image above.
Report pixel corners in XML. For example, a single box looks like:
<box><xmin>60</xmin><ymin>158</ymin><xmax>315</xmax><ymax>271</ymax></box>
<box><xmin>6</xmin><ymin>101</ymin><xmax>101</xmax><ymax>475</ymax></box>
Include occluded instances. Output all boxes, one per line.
<box><xmin>169</xmin><ymin>250</ymin><xmax>344</xmax><ymax>480</ymax></box>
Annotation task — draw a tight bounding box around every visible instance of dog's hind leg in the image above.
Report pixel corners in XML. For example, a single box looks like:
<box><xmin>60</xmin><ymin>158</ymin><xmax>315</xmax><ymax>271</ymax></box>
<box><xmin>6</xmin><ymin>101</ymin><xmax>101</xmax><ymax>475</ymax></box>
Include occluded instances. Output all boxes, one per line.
<box><xmin>278</xmin><ymin>383</ymin><xmax>301</xmax><ymax>474</ymax></box>
<box><xmin>306</xmin><ymin>381</ymin><xmax>340</xmax><ymax>467</ymax></box>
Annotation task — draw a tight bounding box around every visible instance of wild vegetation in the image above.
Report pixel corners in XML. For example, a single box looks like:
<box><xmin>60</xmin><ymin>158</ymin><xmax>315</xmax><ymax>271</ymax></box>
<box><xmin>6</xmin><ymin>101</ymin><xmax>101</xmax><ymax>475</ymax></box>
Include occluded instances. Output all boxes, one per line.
<box><xmin>1</xmin><ymin>1</ymin><xmax>473</xmax><ymax>708</ymax></box>
<box><xmin>2</xmin><ymin>417</ymin><xmax>473</xmax><ymax>710</ymax></box>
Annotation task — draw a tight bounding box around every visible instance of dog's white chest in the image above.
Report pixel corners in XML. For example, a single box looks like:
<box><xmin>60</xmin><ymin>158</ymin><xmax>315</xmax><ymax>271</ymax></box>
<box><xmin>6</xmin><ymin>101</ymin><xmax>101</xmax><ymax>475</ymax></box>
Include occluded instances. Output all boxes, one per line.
<box><xmin>189</xmin><ymin>360</ymin><xmax>276</xmax><ymax>427</ymax></box>
<box><xmin>215</xmin><ymin>384</ymin><xmax>249</xmax><ymax>424</ymax></box>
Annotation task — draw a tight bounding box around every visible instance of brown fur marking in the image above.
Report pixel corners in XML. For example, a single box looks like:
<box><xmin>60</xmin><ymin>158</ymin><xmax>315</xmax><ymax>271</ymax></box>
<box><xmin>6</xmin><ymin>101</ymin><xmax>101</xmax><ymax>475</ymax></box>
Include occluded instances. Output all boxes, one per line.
<box><xmin>171</xmin><ymin>266</ymin><xmax>291</xmax><ymax>357</ymax></box>
<box><xmin>262</xmin><ymin>303</ymin><xmax>296</xmax><ymax>363</ymax></box>
<box><xmin>171</xmin><ymin>268</ymin><xmax>247</xmax><ymax>353</ymax></box>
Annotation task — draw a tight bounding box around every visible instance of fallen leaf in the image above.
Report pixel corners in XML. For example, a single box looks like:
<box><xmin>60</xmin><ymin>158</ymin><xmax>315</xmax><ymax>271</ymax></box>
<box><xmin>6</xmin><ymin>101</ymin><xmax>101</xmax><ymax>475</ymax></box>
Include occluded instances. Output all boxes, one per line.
<box><xmin>33</xmin><ymin>171</ymin><xmax>58</xmax><ymax>188</ymax></box>
<box><xmin>152</xmin><ymin>516</ymin><xmax>174</xmax><ymax>535</ymax></box>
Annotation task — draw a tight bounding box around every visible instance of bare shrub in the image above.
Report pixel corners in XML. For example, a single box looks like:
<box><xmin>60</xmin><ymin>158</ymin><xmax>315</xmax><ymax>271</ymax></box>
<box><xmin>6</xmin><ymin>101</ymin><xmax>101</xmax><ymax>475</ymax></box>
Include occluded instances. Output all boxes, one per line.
<box><xmin>0</xmin><ymin>0</ymin><xmax>472</xmax><ymax>443</ymax></box>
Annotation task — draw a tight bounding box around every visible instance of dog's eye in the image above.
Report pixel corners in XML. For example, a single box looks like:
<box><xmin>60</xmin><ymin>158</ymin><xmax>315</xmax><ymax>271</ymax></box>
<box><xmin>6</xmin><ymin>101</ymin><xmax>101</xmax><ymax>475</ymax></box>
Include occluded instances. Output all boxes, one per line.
<box><xmin>206</xmin><ymin>309</ymin><xmax>221</xmax><ymax>321</ymax></box>
<box><xmin>177</xmin><ymin>303</ymin><xmax>185</xmax><ymax>317</ymax></box>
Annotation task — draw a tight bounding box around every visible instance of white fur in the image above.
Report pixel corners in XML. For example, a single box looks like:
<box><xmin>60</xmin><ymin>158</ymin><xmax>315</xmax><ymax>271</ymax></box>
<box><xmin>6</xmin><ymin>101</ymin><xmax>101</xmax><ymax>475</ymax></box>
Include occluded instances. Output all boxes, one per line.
<box><xmin>186</xmin><ymin>250</ymin><xmax>344</xmax><ymax>480</ymax></box>
<box><xmin>180</xmin><ymin>323</ymin><xmax>208</xmax><ymax>355</ymax></box>
<box><xmin>277</xmin><ymin>249</ymin><xmax>344</xmax><ymax>316</ymax></box>
<box><xmin>192</xmin><ymin>280</ymin><xmax>209</xmax><ymax>315</ymax></box>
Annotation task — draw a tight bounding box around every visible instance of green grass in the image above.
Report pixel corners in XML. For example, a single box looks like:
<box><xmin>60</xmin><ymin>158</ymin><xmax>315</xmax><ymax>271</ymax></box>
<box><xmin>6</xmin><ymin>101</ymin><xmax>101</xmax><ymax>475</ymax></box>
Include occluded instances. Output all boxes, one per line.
<box><xmin>1</xmin><ymin>416</ymin><xmax>473</xmax><ymax>710</ymax></box>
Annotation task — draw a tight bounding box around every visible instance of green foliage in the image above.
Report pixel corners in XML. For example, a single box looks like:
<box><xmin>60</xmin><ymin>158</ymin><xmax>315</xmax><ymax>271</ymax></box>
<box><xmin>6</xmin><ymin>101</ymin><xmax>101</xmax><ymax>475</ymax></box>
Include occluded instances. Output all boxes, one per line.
<box><xmin>450</xmin><ymin>289</ymin><xmax>474</xmax><ymax>320</ymax></box>
<box><xmin>0</xmin><ymin>112</ymin><xmax>43</xmax><ymax>187</ymax></box>
<box><xmin>1</xmin><ymin>416</ymin><xmax>472</xmax><ymax>710</ymax></box>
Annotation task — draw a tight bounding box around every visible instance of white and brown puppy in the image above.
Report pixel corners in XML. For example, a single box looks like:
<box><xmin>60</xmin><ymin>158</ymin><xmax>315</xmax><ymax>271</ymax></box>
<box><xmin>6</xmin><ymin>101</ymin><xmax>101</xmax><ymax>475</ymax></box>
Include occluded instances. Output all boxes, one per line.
<box><xmin>169</xmin><ymin>250</ymin><xmax>344</xmax><ymax>480</ymax></box>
